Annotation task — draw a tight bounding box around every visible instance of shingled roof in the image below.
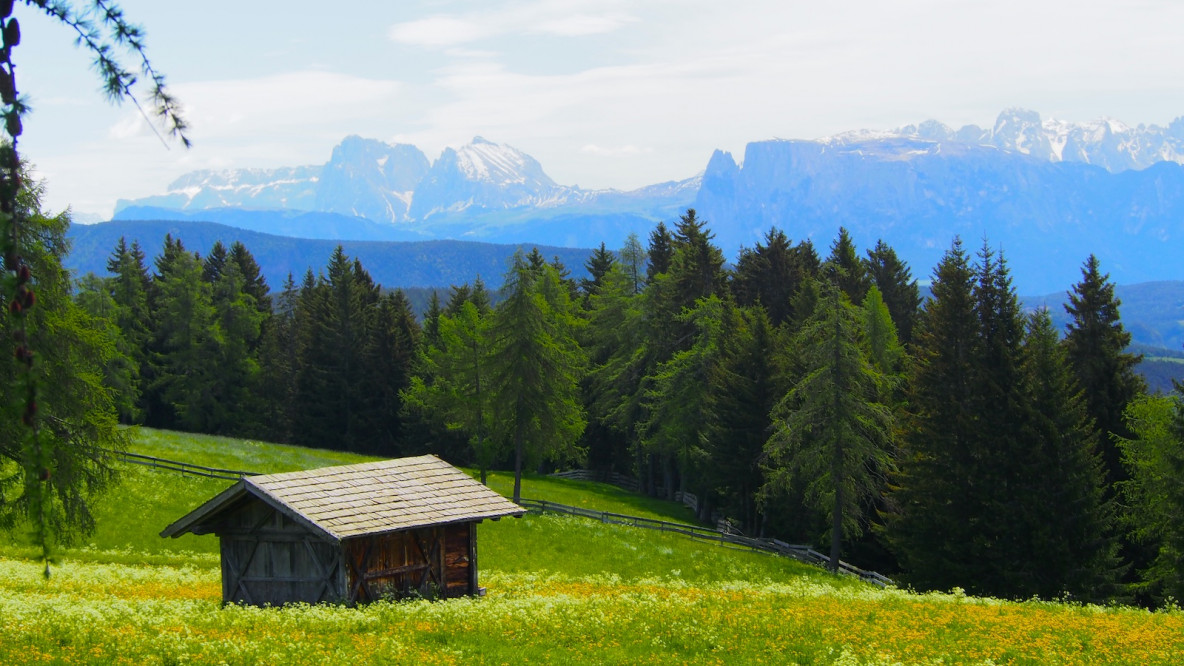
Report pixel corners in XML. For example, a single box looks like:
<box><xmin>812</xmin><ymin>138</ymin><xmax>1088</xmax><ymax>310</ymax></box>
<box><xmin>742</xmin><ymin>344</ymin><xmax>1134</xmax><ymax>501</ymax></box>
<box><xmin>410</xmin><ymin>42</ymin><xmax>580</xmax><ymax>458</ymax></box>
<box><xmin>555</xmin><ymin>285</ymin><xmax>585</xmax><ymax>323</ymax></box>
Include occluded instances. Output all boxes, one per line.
<box><xmin>161</xmin><ymin>455</ymin><xmax>524</xmax><ymax>541</ymax></box>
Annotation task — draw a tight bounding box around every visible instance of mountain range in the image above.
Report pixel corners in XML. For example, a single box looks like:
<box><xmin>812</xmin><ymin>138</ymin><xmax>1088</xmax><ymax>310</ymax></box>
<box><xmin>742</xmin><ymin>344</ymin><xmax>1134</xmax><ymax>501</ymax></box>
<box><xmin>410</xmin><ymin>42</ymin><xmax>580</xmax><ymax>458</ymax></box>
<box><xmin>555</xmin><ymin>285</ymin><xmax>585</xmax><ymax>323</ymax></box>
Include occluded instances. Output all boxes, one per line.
<box><xmin>110</xmin><ymin>108</ymin><xmax>1184</xmax><ymax>294</ymax></box>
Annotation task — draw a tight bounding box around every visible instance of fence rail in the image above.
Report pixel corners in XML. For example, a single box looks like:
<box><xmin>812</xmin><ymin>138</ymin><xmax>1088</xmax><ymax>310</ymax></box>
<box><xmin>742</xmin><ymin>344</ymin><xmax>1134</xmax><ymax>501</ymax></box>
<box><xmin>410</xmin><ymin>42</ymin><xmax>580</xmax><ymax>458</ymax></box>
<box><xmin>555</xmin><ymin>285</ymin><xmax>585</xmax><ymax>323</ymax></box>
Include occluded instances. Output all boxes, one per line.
<box><xmin>113</xmin><ymin>450</ymin><xmax>258</xmax><ymax>481</ymax></box>
<box><xmin>116</xmin><ymin>454</ymin><xmax>892</xmax><ymax>586</ymax></box>
<box><xmin>518</xmin><ymin>497</ymin><xmax>893</xmax><ymax>588</ymax></box>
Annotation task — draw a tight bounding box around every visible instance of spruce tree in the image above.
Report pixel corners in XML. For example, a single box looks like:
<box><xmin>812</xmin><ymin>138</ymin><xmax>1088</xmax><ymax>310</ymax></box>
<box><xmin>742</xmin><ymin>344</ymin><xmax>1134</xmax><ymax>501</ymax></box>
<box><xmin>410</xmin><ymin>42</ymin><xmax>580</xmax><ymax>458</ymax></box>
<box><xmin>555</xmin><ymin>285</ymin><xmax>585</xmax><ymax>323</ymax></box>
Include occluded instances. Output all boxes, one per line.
<box><xmin>827</xmin><ymin>227</ymin><xmax>871</xmax><ymax>306</ymax></box>
<box><xmin>1064</xmin><ymin>254</ymin><xmax>1146</xmax><ymax>488</ymax></box>
<box><xmin>885</xmin><ymin>238</ymin><xmax>980</xmax><ymax>592</ymax></box>
<box><xmin>150</xmin><ymin>246</ymin><xmax>223</xmax><ymax>433</ymax></box>
<box><xmin>670</xmin><ymin>209</ymin><xmax>727</xmax><ymax>305</ymax></box>
<box><xmin>293</xmin><ymin>247</ymin><xmax>375</xmax><ymax>451</ymax></box>
<box><xmin>888</xmin><ymin>240</ymin><xmax>1121</xmax><ymax>600</ymax></box>
<box><xmin>732</xmin><ymin>228</ymin><xmax>798</xmax><ymax>327</ymax></box>
<box><xmin>255</xmin><ymin>274</ymin><xmax>301</xmax><ymax>443</ymax></box>
<box><xmin>640</xmin><ymin>295</ymin><xmax>730</xmax><ymax>506</ymax></box>
<box><xmin>1019</xmin><ymin>309</ymin><xmax>1123</xmax><ymax>601</ymax></box>
<box><xmin>764</xmin><ymin>277</ymin><xmax>895</xmax><ymax>571</ymax></box>
<box><xmin>207</xmin><ymin>257</ymin><xmax>264</xmax><ymax>435</ymax></box>
<box><xmin>104</xmin><ymin>237</ymin><xmax>152</xmax><ymax>421</ymax></box>
<box><xmin>357</xmin><ymin>290</ymin><xmax>419</xmax><ymax>454</ymax></box>
<box><xmin>646</xmin><ymin>222</ymin><xmax>674</xmax><ymax>282</ymax></box>
<box><xmin>706</xmin><ymin>304</ymin><xmax>779</xmax><ymax>533</ymax></box>
<box><xmin>580</xmin><ymin>242</ymin><xmax>616</xmax><ymax>302</ymax></box>
<box><xmin>583</xmin><ymin>265</ymin><xmax>648</xmax><ymax>482</ymax></box>
<box><xmin>865</xmin><ymin>239</ymin><xmax>921</xmax><ymax>345</ymax></box>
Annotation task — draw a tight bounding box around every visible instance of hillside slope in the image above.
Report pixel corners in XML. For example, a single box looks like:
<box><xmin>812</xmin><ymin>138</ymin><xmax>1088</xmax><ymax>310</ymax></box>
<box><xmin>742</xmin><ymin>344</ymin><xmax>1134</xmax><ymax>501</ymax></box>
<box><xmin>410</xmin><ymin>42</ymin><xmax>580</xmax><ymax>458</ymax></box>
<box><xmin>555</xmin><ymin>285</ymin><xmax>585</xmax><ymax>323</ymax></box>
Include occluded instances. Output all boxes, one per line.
<box><xmin>0</xmin><ymin>429</ymin><xmax>1181</xmax><ymax>664</ymax></box>
<box><xmin>66</xmin><ymin>219</ymin><xmax>596</xmax><ymax>290</ymax></box>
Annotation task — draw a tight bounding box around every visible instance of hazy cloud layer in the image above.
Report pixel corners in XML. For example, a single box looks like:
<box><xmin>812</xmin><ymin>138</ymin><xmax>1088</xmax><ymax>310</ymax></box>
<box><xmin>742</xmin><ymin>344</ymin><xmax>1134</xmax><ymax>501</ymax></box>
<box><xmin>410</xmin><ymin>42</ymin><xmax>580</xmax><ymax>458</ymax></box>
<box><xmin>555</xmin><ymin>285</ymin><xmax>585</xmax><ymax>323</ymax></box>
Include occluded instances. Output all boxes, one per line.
<box><xmin>16</xmin><ymin>0</ymin><xmax>1184</xmax><ymax>217</ymax></box>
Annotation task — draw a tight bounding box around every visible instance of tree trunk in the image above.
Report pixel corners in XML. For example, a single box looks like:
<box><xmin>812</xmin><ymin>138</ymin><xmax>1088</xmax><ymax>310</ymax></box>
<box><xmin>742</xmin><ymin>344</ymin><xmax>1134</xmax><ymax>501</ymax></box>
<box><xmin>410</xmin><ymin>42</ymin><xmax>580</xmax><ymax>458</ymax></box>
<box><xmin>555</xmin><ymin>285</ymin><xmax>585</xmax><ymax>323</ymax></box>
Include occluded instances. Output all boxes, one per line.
<box><xmin>830</xmin><ymin>439</ymin><xmax>843</xmax><ymax>573</ymax></box>
<box><xmin>662</xmin><ymin>454</ymin><xmax>675</xmax><ymax>501</ymax></box>
<box><xmin>512</xmin><ymin>427</ymin><xmax>524</xmax><ymax>504</ymax></box>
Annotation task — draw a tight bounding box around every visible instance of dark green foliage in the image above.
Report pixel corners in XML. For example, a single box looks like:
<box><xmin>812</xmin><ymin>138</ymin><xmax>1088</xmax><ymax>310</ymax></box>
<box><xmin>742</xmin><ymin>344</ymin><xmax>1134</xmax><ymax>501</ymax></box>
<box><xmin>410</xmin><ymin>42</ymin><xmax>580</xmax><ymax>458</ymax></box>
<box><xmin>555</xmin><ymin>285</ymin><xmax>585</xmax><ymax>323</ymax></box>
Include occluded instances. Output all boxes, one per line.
<box><xmin>487</xmin><ymin>253</ymin><xmax>586</xmax><ymax>502</ymax></box>
<box><xmin>445</xmin><ymin>283</ymin><xmax>473</xmax><ymax>316</ymax></box>
<box><xmin>886</xmin><ymin>239</ymin><xmax>990</xmax><ymax>592</ymax></box>
<box><xmin>865</xmin><ymin>239</ymin><xmax>921</xmax><ymax>345</ymax></box>
<box><xmin>731</xmin><ymin>228</ymin><xmax>813</xmax><ymax>327</ymax></box>
<box><xmin>149</xmin><ymin>242</ymin><xmax>223</xmax><ymax>433</ymax></box>
<box><xmin>764</xmin><ymin>279</ymin><xmax>895</xmax><ymax>570</ymax></box>
<box><xmin>228</xmin><ymin>241</ymin><xmax>271</xmax><ymax>316</ymax></box>
<box><xmin>254</xmin><ymin>274</ymin><xmax>300</xmax><ymax>444</ymax></box>
<box><xmin>292</xmin><ymin>247</ymin><xmax>377</xmax><ymax>451</ymax></box>
<box><xmin>103</xmin><ymin>237</ymin><xmax>151</xmax><ymax>421</ymax></box>
<box><xmin>669</xmin><ymin>209</ymin><xmax>727</xmax><ymax>305</ymax></box>
<box><xmin>640</xmin><ymin>295</ymin><xmax>730</xmax><ymax>506</ymax></box>
<box><xmin>1019</xmin><ymin>310</ymin><xmax>1123</xmax><ymax>600</ymax></box>
<box><xmin>704</xmin><ymin>304</ymin><xmax>779</xmax><ymax>533</ymax></box>
<box><xmin>404</xmin><ymin>300</ymin><xmax>494</xmax><ymax>481</ymax></box>
<box><xmin>201</xmin><ymin>240</ymin><xmax>228</xmax><ymax>283</ymax></box>
<box><xmin>0</xmin><ymin>182</ymin><xmax>127</xmax><ymax>544</ymax></box>
<box><xmin>645</xmin><ymin>222</ymin><xmax>673</xmax><ymax>282</ymax></box>
<box><xmin>1064</xmin><ymin>254</ymin><xmax>1146</xmax><ymax>487</ymax></box>
<box><xmin>580</xmin><ymin>242</ymin><xmax>616</xmax><ymax>302</ymax></box>
<box><xmin>888</xmin><ymin>240</ymin><xmax>1122</xmax><ymax>600</ymax></box>
<box><xmin>422</xmin><ymin>290</ymin><xmax>443</xmax><ymax>347</ymax></box>
<box><xmin>583</xmin><ymin>265</ymin><xmax>648</xmax><ymax>479</ymax></box>
<box><xmin>357</xmin><ymin>290</ymin><xmax>419</xmax><ymax>454</ymax></box>
<box><xmin>827</xmin><ymin>227</ymin><xmax>871</xmax><ymax>306</ymax></box>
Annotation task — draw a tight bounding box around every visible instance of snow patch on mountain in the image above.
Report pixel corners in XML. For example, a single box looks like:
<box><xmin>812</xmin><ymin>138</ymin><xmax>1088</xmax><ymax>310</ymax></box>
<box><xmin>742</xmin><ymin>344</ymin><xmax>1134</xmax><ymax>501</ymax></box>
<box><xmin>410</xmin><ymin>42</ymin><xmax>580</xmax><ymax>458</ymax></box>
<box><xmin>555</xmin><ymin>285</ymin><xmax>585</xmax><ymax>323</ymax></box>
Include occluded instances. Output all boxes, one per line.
<box><xmin>824</xmin><ymin>109</ymin><xmax>1184</xmax><ymax>172</ymax></box>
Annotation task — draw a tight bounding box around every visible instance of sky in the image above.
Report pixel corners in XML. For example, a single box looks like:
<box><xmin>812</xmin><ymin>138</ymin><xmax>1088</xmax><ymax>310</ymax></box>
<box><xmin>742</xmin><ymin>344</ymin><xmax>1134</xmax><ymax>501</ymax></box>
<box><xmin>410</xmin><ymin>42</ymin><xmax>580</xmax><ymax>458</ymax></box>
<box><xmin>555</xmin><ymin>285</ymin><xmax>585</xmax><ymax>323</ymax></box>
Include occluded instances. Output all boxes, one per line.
<box><xmin>14</xmin><ymin>0</ymin><xmax>1184</xmax><ymax>219</ymax></box>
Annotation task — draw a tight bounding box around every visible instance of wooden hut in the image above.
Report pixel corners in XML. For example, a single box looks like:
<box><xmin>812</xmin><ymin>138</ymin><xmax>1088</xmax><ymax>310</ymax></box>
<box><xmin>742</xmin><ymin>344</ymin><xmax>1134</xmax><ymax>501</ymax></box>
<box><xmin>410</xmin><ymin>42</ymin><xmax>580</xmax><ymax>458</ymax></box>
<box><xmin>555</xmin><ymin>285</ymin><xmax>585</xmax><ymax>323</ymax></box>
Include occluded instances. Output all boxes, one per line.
<box><xmin>160</xmin><ymin>455</ymin><xmax>524</xmax><ymax>606</ymax></box>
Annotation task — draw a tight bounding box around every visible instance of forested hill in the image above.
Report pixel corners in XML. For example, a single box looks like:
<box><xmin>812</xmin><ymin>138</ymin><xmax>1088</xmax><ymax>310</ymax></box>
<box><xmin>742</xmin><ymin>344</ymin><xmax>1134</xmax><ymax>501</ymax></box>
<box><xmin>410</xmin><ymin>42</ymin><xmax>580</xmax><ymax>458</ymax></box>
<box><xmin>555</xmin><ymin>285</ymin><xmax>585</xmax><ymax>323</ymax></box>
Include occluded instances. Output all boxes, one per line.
<box><xmin>66</xmin><ymin>219</ymin><xmax>595</xmax><ymax>289</ymax></box>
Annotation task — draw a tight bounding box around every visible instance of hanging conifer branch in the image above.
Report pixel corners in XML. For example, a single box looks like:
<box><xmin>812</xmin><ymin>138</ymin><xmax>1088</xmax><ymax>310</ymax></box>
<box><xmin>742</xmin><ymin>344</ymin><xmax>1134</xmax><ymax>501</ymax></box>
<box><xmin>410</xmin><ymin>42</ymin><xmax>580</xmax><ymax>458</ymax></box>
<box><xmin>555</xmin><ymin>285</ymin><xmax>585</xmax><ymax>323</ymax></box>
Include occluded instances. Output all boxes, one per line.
<box><xmin>1</xmin><ymin>0</ymin><xmax>187</xmax><ymax>575</ymax></box>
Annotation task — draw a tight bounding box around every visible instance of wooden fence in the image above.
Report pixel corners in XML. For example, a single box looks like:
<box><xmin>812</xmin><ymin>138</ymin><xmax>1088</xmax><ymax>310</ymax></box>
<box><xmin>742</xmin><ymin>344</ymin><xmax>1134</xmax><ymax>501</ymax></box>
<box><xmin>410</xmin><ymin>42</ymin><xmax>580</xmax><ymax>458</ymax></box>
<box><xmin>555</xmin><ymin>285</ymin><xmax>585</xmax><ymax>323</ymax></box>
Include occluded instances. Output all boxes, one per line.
<box><xmin>550</xmin><ymin>470</ymin><xmax>703</xmax><ymax>513</ymax></box>
<box><xmin>116</xmin><ymin>454</ymin><xmax>893</xmax><ymax>587</ymax></box>
<box><xmin>113</xmin><ymin>450</ymin><xmax>258</xmax><ymax>481</ymax></box>
<box><xmin>518</xmin><ymin>497</ymin><xmax>894</xmax><ymax>588</ymax></box>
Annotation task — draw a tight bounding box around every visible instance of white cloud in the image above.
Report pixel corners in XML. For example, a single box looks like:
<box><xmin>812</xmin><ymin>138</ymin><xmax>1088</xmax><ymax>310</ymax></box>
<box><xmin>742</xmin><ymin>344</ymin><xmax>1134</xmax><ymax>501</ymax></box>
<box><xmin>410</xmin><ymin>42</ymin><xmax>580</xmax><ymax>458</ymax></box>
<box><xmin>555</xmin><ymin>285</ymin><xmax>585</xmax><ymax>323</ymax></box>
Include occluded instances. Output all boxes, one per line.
<box><xmin>388</xmin><ymin>16</ymin><xmax>491</xmax><ymax>47</ymax></box>
<box><xmin>580</xmin><ymin>144</ymin><xmax>650</xmax><ymax>157</ymax></box>
<box><xmin>531</xmin><ymin>13</ymin><xmax>638</xmax><ymax>37</ymax></box>
<box><xmin>173</xmin><ymin>71</ymin><xmax>403</xmax><ymax>140</ymax></box>
<box><xmin>388</xmin><ymin>2</ymin><xmax>638</xmax><ymax>48</ymax></box>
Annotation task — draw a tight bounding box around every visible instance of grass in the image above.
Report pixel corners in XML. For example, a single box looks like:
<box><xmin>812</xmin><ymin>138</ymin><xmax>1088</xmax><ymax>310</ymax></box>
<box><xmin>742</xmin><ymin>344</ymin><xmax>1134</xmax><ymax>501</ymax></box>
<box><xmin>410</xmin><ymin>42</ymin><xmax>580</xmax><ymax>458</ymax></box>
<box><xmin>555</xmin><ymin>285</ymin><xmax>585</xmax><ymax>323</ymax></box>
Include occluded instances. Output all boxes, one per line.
<box><xmin>0</xmin><ymin>428</ymin><xmax>1182</xmax><ymax>664</ymax></box>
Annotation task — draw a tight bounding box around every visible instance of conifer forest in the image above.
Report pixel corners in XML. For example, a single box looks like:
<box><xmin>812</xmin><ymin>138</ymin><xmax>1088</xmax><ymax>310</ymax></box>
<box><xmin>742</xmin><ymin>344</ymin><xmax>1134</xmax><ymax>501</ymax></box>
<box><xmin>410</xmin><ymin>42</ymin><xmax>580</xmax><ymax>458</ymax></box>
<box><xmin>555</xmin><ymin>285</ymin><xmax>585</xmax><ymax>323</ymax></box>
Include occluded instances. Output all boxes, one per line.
<box><xmin>64</xmin><ymin>206</ymin><xmax>1181</xmax><ymax>607</ymax></box>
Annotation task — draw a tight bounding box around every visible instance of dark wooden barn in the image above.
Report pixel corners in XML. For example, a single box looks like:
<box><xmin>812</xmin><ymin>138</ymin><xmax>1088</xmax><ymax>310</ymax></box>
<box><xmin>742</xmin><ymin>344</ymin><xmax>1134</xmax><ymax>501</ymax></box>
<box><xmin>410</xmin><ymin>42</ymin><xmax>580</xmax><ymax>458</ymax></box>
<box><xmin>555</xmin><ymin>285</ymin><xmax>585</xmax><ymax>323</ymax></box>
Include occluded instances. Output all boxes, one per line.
<box><xmin>160</xmin><ymin>455</ymin><xmax>524</xmax><ymax>606</ymax></box>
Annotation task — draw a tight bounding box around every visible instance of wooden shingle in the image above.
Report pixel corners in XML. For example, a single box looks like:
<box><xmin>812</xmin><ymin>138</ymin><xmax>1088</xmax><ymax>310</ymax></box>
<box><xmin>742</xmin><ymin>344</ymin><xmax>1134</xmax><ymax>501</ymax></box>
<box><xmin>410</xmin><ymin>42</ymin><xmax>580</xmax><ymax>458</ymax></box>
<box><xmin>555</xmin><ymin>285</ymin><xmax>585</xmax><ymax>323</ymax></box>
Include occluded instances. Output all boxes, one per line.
<box><xmin>161</xmin><ymin>455</ymin><xmax>524</xmax><ymax>542</ymax></box>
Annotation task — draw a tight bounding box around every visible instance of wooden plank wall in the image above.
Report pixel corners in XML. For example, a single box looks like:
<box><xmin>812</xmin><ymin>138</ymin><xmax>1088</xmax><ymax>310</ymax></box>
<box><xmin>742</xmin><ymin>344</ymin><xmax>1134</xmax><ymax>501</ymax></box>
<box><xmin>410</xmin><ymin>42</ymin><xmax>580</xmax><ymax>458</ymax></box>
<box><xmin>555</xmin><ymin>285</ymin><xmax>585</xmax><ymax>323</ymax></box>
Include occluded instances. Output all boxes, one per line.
<box><xmin>344</xmin><ymin>524</ymin><xmax>476</xmax><ymax>602</ymax></box>
<box><xmin>217</xmin><ymin>499</ymin><xmax>343</xmax><ymax>606</ymax></box>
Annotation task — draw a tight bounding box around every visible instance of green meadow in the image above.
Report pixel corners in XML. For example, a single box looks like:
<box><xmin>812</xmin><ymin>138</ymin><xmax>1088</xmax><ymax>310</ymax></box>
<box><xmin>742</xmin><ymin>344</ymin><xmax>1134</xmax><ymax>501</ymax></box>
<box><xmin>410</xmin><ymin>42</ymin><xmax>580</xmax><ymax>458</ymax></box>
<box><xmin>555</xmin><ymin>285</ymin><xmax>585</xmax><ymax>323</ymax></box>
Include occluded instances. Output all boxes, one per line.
<box><xmin>0</xmin><ymin>428</ymin><xmax>1181</xmax><ymax>664</ymax></box>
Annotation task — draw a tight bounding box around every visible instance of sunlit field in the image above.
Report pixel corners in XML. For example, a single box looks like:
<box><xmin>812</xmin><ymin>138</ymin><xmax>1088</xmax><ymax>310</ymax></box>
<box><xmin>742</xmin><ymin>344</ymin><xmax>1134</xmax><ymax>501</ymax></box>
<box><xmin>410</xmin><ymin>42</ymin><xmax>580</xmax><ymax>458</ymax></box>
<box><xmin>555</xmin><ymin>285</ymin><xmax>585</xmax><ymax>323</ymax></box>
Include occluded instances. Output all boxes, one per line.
<box><xmin>0</xmin><ymin>429</ymin><xmax>1180</xmax><ymax>664</ymax></box>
